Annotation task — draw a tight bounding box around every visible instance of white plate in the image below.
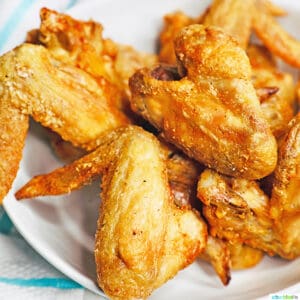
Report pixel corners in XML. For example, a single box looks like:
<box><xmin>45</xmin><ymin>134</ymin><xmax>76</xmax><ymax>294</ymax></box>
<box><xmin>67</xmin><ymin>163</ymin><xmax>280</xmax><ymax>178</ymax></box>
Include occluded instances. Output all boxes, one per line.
<box><xmin>3</xmin><ymin>0</ymin><xmax>300</xmax><ymax>299</ymax></box>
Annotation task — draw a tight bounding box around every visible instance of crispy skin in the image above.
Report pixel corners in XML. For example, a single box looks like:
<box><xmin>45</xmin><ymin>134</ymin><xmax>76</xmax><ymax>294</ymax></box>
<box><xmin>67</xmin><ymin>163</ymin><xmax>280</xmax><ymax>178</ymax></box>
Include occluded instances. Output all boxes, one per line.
<box><xmin>228</xmin><ymin>243</ymin><xmax>263</xmax><ymax>270</ymax></box>
<box><xmin>0</xmin><ymin>86</ymin><xmax>29</xmax><ymax>203</ymax></box>
<box><xmin>46</xmin><ymin>129</ymin><xmax>87</xmax><ymax>163</ymax></box>
<box><xmin>247</xmin><ymin>44</ymin><xmax>296</xmax><ymax>138</ymax></box>
<box><xmin>37</xmin><ymin>8</ymin><xmax>157</xmax><ymax>113</ymax></box>
<box><xmin>197</xmin><ymin>169</ymin><xmax>282</xmax><ymax>256</ymax></box>
<box><xmin>129</xmin><ymin>25</ymin><xmax>277</xmax><ymax>179</ymax></box>
<box><xmin>202</xmin><ymin>0</ymin><xmax>254</xmax><ymax>49</ymax></box>
<box><xmin>198</xmin><ymin>114</ymin><xmax>300</xmax><ymax>260</ymax></box>
<box><xmin>256</xmin><ymin>0</ymin><xmax>287</xmax><ymax>17</ymax></box>
<box><xmin>158</xmin><ymin>11</ymin><xmax>194</xmax><ymax>65</ymax></box>
<box><xmin>15</xmin><ymin>126</ymin><xmax>207</xmax><ymax>299</ymax></box>
<box><xmin>270</xmin><ymin>114</ymin><xmax>300</xmax><ymax>256</ymax></box>
<box><xmin>200</xmin><ymin>236</ymin><xmax>231</xmax><ymax>285</ymax></box>
<box><xmin>1</xmin><ymin>43</ymin><xmax>129</xmax><ymax>151</ymax></box>
<box><xmin>253</xmin><ymin>8</ymin><xmax>300</xmax><ymax>68</ymax></box>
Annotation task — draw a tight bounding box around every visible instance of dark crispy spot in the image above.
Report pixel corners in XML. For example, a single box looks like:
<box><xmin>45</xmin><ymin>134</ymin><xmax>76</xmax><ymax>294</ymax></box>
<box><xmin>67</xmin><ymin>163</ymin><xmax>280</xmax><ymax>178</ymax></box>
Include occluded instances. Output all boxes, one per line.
<box><xmin>151</xmin><ymin>64</ymin><xmax>181</xmax><ymax>81</ymax></box>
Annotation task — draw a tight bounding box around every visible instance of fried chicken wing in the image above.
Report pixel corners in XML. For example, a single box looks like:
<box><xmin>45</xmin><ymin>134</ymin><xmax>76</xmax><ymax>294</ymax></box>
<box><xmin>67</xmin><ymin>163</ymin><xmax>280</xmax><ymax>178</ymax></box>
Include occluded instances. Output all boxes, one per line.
<box><xmin>129</xmin><ymin>25</ymin><xmax>277</xmax><ymax>180</ymax></box>
<box><xmin>36</xmin><ymin>8</ymin><xmax>157</xmax><ymax>114</ymax></box>
<box><xmin>1</xmin><ymin>43</ymin><xmax>129</xmax><ymax>150</ymax></box>
<box><xmin>200</xmin><ymin>236</ymin><xmax>231</xmax><ymax>285</ymax></box>
<box><xmin>15</xmin><ymin>126</ymin><xmax>207</xmax><ymax>299</ymax></box>
<box><xmin>158</xmin><ymin>11</ymin><xmax>195</xmax><ymax>65</ymax></box>
<box><xmin>228</xmin><ymin>243</ymin><xmax>264</xmax><ymax>270</ymax></box>
<box><xmin>198</xmin><ymin>114</ymin><xmax>300</xmax><ymax>259</ymax></box>
<box><xmin>0</xmin><ymin>94</ymin><xmax>29</xmax><ymax>203</ymax></box>
<box><xmin>270</xmin><ymin>114</ymin><xmax>300</xmax><ymax>256</ymax></box>
<box><xmin>202</xmin><ymin>0</ymin><xmax>254</xmax><ymax>49</ymax></box>
<box><xmin>253</xmin><ymin>7</ymin><xmax>300</xmax><ymax>68</ymax></box>
<box><xmin>247</xmin><ymin>44</ymin><xmax>296</xmax><ymax>138</ymax></box>
<box><xmin>256</xmin><ymin>0</ymin><xmax>287</xmax><ymax>17</ymax></box>
<box><xmin>197</xmin><ymin>169</ymin><xmax>281</xmax><ymax>256</ymax></box>
<box><xmin>0</xmin><ymin>42</ymin><xmax>131</xmax><ymax>203</ymax></box>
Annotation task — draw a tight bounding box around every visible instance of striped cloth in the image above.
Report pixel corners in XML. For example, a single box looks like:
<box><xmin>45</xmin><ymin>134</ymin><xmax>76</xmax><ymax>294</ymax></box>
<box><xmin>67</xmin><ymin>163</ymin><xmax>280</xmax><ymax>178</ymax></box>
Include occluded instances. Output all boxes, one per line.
<box><xmin>0</xmin><ymin>1</ymin><xmax>102</xmax><ymax>299</ymax></box>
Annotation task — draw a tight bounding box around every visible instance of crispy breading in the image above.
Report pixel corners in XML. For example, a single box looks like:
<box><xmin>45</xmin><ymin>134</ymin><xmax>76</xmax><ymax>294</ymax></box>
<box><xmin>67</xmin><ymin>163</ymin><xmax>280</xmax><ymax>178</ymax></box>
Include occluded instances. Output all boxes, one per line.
<box><xmin>202</xmin><ymin>0</ymin><xmax>254</xmax><ymax>49</ymax></box>
<box><xmin>256</xmin><ymin>0</ymin><xmax>287</xmax><ymax>16</ymax></box>
<box><xmin>16</xmin><ymin>126</ymin><xmax>207</xmax><ymax>299</ymax></box>
<box><xmin>200</xmin><ymin>236</ymin><xmax>231</xmax><ymax>285</ymax></box>
<box><xmin>270</xmin><ymin>114</ymin><xmax>300</xmax><ymax>256</ymax></box>
<box><xmin>129</xmin><ymin>25</ymin><xmax>277</xmax><ymax>179</ymax></box>
<box><xmin>0</xmin><ymin>94</ymin><xmax>29</xmax><ymax>204</ymax></box>
<box><xmin>37</xmin><ymin>8</ymin><xmax>157</xmax><ymax>114</ymax></box>
<box><xmin>158</xmin><ymin>11</ymin><xmax>194</xmax><ymax>65</ymax></box>
<box><xmin>197</xmin><ymin>169</ymin><xmax>281</xmax><ymax>256</ymax></box>
<box><xmin>228</xmin><ymin>243</ymin><xmax>263</xmax><ymax>270</ymax></box>
<box><xmin>253</xmin><ymin>8</ymin><xmax>300</xmax><ymax>68</ymax></box>
<box><xmin>198</xmin><ymin>113</ymin><xmax>300</xmax><ymax>260</ymax></box>
<box><xmin>247</xmin><ymin>44</ymin><xmax>296</xmax><ymax>138</ymax></box>
<box><xmin>0</xmin><ymin>43</ymin><xmax>129</xmax><ymax>151</ymax></box>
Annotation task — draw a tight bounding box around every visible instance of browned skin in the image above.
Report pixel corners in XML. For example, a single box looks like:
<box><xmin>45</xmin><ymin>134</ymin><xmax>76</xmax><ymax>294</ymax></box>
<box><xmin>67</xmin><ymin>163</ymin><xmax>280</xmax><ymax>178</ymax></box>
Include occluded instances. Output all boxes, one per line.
<box><xmin>270</xmin><ymin>114</ymin><xmax>300</xmax><ymax>256</ymax></box>
<box><xmin>228</xmin><ymin>243</ymin><xmax>263</xmax><ymax>270</ymax></box>
<box><xmin>198</xmin><ymin>114</ymin><xmax>300</xmax><ymax>260</ymax></box>
<box><xmin>197</xmin><ymin>169</ymin><xmax>282</xmax><ymax>257</ymax></box>
<box><xmin>16</xmin><ymin>126</ymin><xmax>207</xmax><ymax>299</ymax></box>
<box><xmin>37</xmin><ymin>7</ymin><xmax>157</xmax><ymax>114</ymax></box>
<box><xmin>247</xmin><ymin>44</ymin><xmax>296</xmax><ymax>139</ymax></box>
<box><xmin>1</xmin><ymin>44</ymin><xmax>129</xmax><ymax>150</ymax></box>
<box><xmin>200</xmin><ymin>236</ymin><xmax>231</xmax><ymax>285</ymax></box>
<box><xmin>129</xmin><ymin>25</ymin><xmax>277</xmax><ymax>180</ymax></box>
<box><xmin>0</xmin><ymin>42</ymin><xmax>131</xmax><ymax>203</ymax></box>
<box><xmin>253</xmin><ymin>7</ymin><xmax>300</xmax><ymax>68</ymax></box>
<box><xmin>202</xmin><ymin>0</ymin><xmax>254</xmax><ymax>49</ymax></box>
<box><xmin>0</xmin><ymin>92</ymin><xmax>29</xmax><ymax>203</ymax></box>
<box><xmin>158</xmin><ymin>11</ymin><xmax>194</xmax><ymax>65</ymax></box>
<box><xmin>15</xmin><ymin>125</ymin><xmax>265</xmax><ymax>286</ymax></box>
<box><xmin>256</xmin><ymin>0</ymin><xmax>287</xmax><ymax>17</ymax></box>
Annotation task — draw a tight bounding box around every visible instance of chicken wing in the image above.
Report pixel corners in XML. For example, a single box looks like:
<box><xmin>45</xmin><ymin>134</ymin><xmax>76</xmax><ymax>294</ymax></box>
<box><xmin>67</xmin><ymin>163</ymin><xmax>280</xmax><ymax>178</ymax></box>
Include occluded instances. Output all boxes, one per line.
<box><xmin>129</xmin><ymin>25</ymin><xmax>277</xmax><ymax>180</ymax></box>
<box><xmin>15</xmin><ymin>125</ymin><xmax>207</xmax><ymax>299</ymax></box>
<box><xmin>253</xmin><ymin>7</ymin><xmax>300</xmax><ymax>68</ymax></box>
<box><xmin>247</xmin><ymin>44</ymin><xmax>296</xmax><ymax>138</ymax></box>
<box><xmin>202</xmin><ymin>0</ymin><xmax>254</xmax><ymax>49</ymax></box>
<box><xmin>0</xmin><ymin>94</ymin><xmax>29</xmax><ymax>203</ymax></box>
<box><xmin>0</xmin><ymin>42</ymin><xmax>131</xmax><ymax>203</ymax></box>
<box><xmin>36</xmin><ymin>8</ymin><xmax>157</xmax><ymax>114</ymax></box>
<box><xmin>198</xmin><ymin>114</ymin><xmax>300</xmax><ymax>259</ymax></box>
<box><xmin>158</xmin><ymin>11</ymin><xmax>195</xmax><ymax>65</ymax></box>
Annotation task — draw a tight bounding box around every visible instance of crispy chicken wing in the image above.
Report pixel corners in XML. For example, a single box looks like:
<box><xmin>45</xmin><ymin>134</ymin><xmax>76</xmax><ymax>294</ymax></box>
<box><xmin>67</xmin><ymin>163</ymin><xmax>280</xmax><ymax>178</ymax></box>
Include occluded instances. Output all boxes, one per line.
<box><xmin>15</xmin><ymin>126</ymin><xmax>207</xmax><ymax>299</ymax></box>
<box><xmin>198</xmin><ymin>114</ymin><xmax>300</xmax><ymax>259</ymax></box>
<box><xmin>253</xmin><ymin>7</ymin><xmax>300</xmax><ymax>68</ymax></box>
<box><xmin>36</xmin><ymin>8</ymin><xmax>157</xmax><ymax>114</ymax></box>
<box><xmin>202</xmin><ymin>0</ymin><xmax>254</xmax><ymax>49</ymax></box>
<box><xmin>1</xmin><ymin>43</ymin><xmax>129</xmax><ymax>150</ymax></box>
<box><xmin>0</xmin><ymin>93</ymin><xmax>29</xmax><ymax>203</ymax></box>
<box><xmin>158</xmin><ymin>11</ymin><xmax>195</xmax><ymax>65</ymax></box>
<box><xmin>247</xmin><ymin>44</ymin><xmax>296</xmax><ymax>138</ymax></box>
<box><xmin>129</xmin><ymin>25</ymin><xmax>277</xmax><ymax>180</ymax></box>
<box><xmin>0</xmin><ymin>42</ymin><xmax>130</xmax><ymax>203</ymax></box>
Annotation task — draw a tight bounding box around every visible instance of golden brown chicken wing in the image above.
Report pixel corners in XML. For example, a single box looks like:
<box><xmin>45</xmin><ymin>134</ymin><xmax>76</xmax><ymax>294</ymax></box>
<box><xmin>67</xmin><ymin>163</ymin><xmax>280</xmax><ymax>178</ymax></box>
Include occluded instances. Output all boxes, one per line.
<box><xmin>0</xmin><ymin>96</ymin><xmax>29</xmax><ymax>203</ymax></box>
<box><xmin>253</xmin><ymin>7</ymin><xmax>300</xmax><ymax>68</ymax></box>
<box><xmin>158</xmin><ymin>11</ymin><xmax>195</xmax><ymax>65</ymax></box>
<box><xmin>202</xmin><ymin>0</ymin><xmax>254</xmax><ymax>49</ymax></box>
<box><xmin>0</xmin><ymin>42</ymin><xmax>131</xmax><ymax>203</ymax></box>
<box><xmin>129</xmin><ymin>25</ymin><xmax>277</xmax><ymax>180</ymax></box>
<box><xmin>198</xmin><ymin>114</ymin><xmax>300</xmax><ymax>259</ymax></box>
<box><xmin>16</xmin><ymin>125</ymin><xmax>207</xmax><ymax>299</ymax></box>
<box><xmin>36</xmin><ymin>8</ymin><xmax>157</xmax><ymax>114</ymax></box>
<box><xmin>247</xmin><ymin>44</ymin><xmax>296</xmax><ymax>138</ymax></box>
